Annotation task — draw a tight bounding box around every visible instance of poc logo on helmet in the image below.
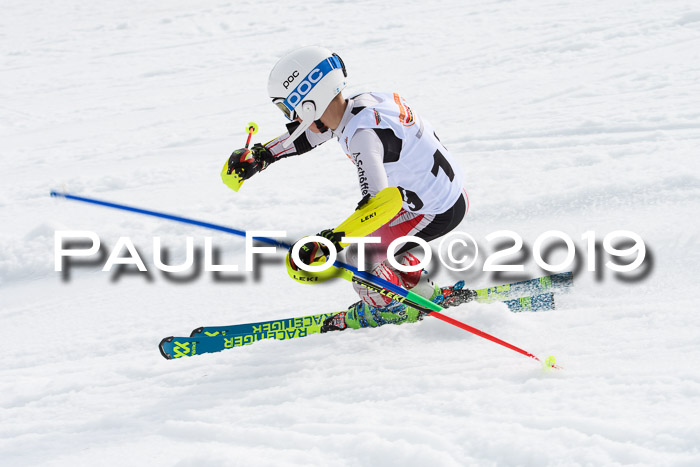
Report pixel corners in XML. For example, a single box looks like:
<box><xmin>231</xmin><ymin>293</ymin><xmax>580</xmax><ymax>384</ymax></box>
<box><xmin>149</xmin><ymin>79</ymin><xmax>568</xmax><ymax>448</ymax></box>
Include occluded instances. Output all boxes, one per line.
<box><xmin>283</xmin><ymin>70</ymin><xmax>300</xmax><ymax>89</ymax></box>
<box><xmin>286</xmin><ymin>68</ymin><xmax>324</xmax><ymax>108</ymax></box>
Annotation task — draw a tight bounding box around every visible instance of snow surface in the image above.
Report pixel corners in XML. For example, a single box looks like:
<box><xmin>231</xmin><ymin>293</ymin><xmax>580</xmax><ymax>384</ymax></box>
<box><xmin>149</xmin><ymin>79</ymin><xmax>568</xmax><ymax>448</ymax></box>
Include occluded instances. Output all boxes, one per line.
<box><xmin>2</xmin><ymin>0</ymin><xmax>700</xmax><ymax>465</ymax></box>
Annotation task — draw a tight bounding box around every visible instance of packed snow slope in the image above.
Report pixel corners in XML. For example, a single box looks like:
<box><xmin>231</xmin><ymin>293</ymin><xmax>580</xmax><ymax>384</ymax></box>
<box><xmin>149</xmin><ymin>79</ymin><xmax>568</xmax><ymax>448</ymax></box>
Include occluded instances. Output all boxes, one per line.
<box><xmin>2</xmin><ymin>0</ymin><xmax>700</xmax><ymax>465</ymax></box>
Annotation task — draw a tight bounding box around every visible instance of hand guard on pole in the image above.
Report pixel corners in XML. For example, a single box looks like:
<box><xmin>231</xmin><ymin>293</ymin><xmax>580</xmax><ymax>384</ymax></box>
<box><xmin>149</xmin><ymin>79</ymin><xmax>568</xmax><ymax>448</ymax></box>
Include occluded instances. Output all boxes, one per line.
<box><xmin>224</xmin><ymin>143</ymin><xmax>274</xmax><ymax>182</ymax></box>
<box><xmin>289</xmin><ymin>229</ymin><xmax>344</xmax><ymax>271</ymax></box>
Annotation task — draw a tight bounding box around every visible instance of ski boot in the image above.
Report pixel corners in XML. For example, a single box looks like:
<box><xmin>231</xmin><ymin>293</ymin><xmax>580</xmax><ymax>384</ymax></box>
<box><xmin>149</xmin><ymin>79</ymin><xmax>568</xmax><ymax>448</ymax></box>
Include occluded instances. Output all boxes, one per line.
<box><xmin>320</xmin><ymin>311</ymin><xmax>349</xmax><ymax>333</ymax></box>
<box><xmin>433</xmin><ymin>280</ymin><xmax>477</xmax><ymax>308</ymax></box>
<box><xmin>320</xmin><ymin>300</ymin><xmax>423</xmax><ymax>332</ymax></box>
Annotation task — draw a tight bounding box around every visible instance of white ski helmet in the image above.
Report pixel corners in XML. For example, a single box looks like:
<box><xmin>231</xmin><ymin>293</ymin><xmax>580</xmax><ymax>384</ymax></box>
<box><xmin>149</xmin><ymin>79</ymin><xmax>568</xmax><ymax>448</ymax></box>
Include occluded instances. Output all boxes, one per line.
<box><xmin>268</xmin><ymin>46</ymin><xmax>347</xmax><ymax>147</ymax></box>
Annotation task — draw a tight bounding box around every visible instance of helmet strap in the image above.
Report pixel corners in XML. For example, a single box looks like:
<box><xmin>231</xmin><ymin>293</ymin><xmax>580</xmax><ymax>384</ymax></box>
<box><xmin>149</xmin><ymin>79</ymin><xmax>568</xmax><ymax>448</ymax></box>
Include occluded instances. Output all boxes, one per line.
<box><xmin>282</xmin><ymin>101</ymin><xmax>316</xmax><ymax>148</ymax></box>
<box><xmin>314</xmin><ymin>119</ymin><xmax>328</xmax><ymax>132</ymax></box>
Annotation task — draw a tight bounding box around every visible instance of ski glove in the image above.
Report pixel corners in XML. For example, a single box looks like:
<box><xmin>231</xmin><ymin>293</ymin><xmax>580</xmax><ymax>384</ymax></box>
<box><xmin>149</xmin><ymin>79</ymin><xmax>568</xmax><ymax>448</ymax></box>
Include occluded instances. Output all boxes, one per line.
<box><xmin>289</xmin><ymin>229</ymin><xmax>344</xmax><ymax>270</ymax></box>
<box><xmin>224</xmin><ymin>143</ymin><xmax>274</xmax><ymax>181</ymax></box>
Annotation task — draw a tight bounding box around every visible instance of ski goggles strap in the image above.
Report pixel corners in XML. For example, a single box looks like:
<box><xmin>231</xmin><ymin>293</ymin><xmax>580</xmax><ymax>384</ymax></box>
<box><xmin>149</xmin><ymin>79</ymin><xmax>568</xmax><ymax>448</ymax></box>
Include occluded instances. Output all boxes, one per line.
<box><xmin>273</xmin><ymin>56</ymin><xmax>344</xmax><ymax>121</ymax></box>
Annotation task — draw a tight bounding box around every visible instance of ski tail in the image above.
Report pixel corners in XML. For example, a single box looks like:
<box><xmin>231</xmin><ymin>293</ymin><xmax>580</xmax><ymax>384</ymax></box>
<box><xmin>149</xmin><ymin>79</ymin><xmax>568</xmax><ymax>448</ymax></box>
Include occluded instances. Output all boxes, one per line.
<box><xmin>475</xmin><ymin>272</ymin><xmax>573</xmax><ymax>302</ymax></box>
<box><xmin>503</xmin><ymin>292</ymin><xmax>555</xmax><ymax>312</ymax></box>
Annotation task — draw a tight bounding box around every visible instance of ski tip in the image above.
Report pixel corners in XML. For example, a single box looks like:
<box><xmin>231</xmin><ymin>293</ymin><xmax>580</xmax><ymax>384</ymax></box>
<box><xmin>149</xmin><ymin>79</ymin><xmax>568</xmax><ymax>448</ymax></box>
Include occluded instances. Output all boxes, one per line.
<box><xmin>159</xmin><ymin>336</ymin><xmax>174</xmax><ymax>360</ymax></box>
<box><xmin>190</xmin><ymin>327</ymin><xmax>204</xmax><ymax>337</ymax></box>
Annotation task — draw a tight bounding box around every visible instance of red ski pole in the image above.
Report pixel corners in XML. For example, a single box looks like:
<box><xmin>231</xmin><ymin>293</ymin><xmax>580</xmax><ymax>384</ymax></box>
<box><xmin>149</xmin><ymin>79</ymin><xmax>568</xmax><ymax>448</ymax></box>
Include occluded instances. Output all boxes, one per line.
<box><xmin>427</xmin><ymin>311</ymin><xmax>562</xmax><ymax>369</ymax></box>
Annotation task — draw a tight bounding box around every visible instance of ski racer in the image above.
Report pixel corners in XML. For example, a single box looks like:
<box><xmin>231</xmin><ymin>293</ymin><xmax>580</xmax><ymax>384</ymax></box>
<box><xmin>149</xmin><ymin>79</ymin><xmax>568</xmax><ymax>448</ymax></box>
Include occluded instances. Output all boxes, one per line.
<box><xmin>223</xmin><ymin>46</ymin><xmax>473</xmax><ymax>331</ymax></box>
